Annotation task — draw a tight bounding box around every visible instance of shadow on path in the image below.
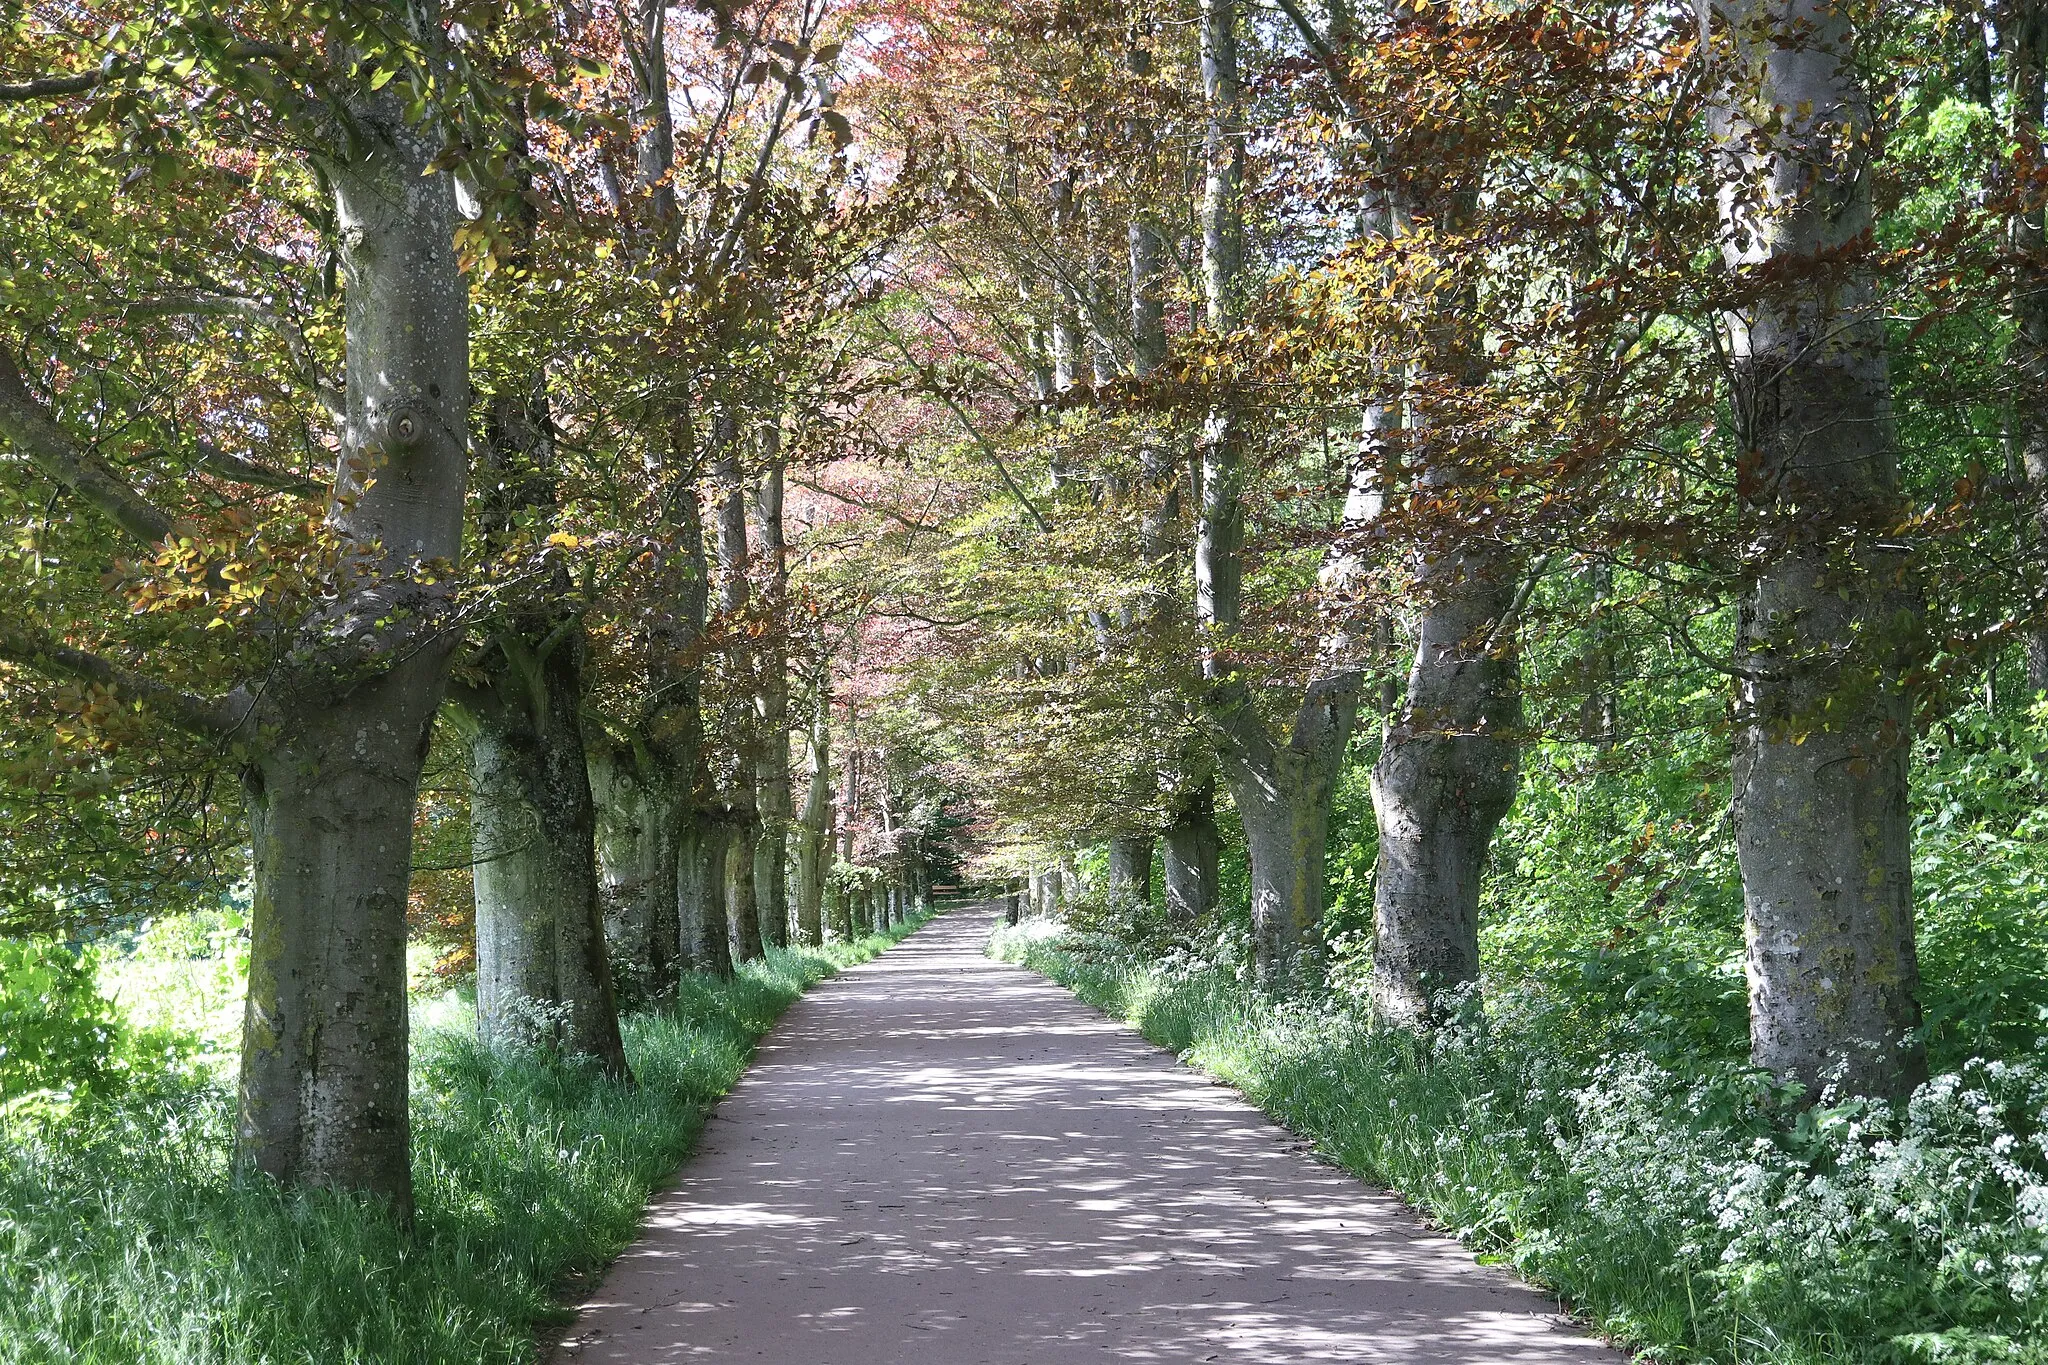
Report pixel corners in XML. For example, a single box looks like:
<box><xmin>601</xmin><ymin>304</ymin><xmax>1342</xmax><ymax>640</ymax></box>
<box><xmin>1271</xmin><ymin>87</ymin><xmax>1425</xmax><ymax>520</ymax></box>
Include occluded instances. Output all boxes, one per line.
<box><xmin>556</xmin><ymin>904</ymin><xmax>1622</xmax><ymax>1363</ymax></box>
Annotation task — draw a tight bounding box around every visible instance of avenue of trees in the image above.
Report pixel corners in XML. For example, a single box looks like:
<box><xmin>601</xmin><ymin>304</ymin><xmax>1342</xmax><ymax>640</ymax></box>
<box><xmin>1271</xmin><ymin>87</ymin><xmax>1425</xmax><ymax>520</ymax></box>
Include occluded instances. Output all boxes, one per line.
<box><xmin>0</xmin><ymin>0</ymin><xmax>964</xmax><ymax>1214</ymax></box>
<box><xmin>4</xmin><ymin>0</ymin><xmax>2048</xmax><ymax>1355</ymax></box>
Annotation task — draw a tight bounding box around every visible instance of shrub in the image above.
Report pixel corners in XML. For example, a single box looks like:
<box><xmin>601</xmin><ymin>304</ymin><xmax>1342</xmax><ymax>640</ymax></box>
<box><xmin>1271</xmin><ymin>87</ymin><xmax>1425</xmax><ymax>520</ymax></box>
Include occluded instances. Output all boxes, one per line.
<box><xmin>0</xmin><ymin>937</ymin><xmax>125</xmax><ymax>1102</ymax></box>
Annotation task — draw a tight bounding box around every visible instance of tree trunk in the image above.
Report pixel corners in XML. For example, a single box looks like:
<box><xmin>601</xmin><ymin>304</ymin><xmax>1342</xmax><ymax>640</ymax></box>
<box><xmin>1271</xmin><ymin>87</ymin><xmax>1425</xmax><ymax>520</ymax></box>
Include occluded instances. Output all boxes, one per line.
<box><xmin>2003</xmin><ymin>1</ymin><xmax>2048</xmax><ymax>692</ymax></box>
<box><xmin>1367</xmin><ymin>548</ymin><xmax>1520</xmax><ymax>1025</ymax></box>
<box><xmin>712</xmin><ymin>444</ymin><xmax>761</xmax><ymax>961</ymax></box>
<box><xmin>241</xmin><ymin>675</ymin><xmax>438</xmax><ymax>1211</ymax></box>
<box><xmin>753</xmin><ymin>798</ymin><xmax>788</xmax><ymax>948</ymax></box>
<box><xmin>464</xmin><ymin>668</ymin><xmax>629</xmax><ymax>1075</ymax></box>
<box><xmin>589</xmin><ymin>741</ymin><xmax>681</xmax><ymax>1006</ymax></box>
<box><xmin>680</xmin><ymin>817</ymin><xmax>733</xmax><ymax>978</ymax></box>
<box><xmin>792</xmin><ymin>684</ymin><xmax>832</xmax><ymax>947</ymax></box>
<box><xmin>237</xmin><ymin>85</ymin><xmax>470</xmax><ymax>1211</ymax></box>
<box><xmin>610</xmin><ymin>0</ymin><xmax>708</xmax><ymax>994</ymax></box>
<box><xmin>1107</xmin><ymin>836</ymin><xmax>1153</xmax><ymax>907</ymax></box>
<box><xmin>1715</xmin><ymin>0</ymin><xmax>1924</xmax><ymax>1099</ymax></box>
<box><xmin>726</xmin><ymin>810</ymin><xmax>765</xmax><ymax>961</ymax></box>
<box><xmin>753</xmin><ymin>456</ymin><xmax>792</xmax><ymax>949</ymax></box>
<box><xmin>1211</xmin><ymin>679</ymin><xmax>1356</xmax><ymax>988</ymax></box>
<box><xmin>1350</xmin><ymin>10</ymin><xmax>1522</xmax><ymax>1026</ymax></box>
<box><xmin>458</xmin><ymin>227</ymin><xmax>628</xmax><ymax>1071</ymax></box>
<box><xmin>623</xmin><ymin>0</ymin><xmax>678</xmax><ymax>229</ymax></box>
<box><xmin>1163</xmin><ymin>783</ymin><xmax>1221</xmax><ymax>923</ymax></box>
<box><xmin>1188</xmin><ymin>0</ymin><xmax>1369</xmax><ymax>988</ymax></box>
<box><xmin>828</xmin><ymin>880</ymin><xmax>851</xmax><ymax>942</ymax></box>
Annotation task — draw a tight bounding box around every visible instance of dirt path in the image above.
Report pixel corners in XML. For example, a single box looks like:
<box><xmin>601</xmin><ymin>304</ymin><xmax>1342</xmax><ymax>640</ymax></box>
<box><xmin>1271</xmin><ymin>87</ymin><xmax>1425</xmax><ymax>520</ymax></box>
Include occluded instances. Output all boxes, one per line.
<box><xmin>555</xmin><ymin>905</ymin><xmax>1622</xmax><ymax>1363</ymax></box>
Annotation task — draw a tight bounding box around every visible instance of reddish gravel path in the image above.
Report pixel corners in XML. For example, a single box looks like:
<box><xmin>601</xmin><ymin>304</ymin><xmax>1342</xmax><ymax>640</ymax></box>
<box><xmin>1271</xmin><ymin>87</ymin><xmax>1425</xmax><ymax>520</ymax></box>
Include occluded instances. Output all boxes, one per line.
<box><xmin>554</xmin><ymin>904</ymin><xmax>1623</xmax><ymax>1363</ymax></box>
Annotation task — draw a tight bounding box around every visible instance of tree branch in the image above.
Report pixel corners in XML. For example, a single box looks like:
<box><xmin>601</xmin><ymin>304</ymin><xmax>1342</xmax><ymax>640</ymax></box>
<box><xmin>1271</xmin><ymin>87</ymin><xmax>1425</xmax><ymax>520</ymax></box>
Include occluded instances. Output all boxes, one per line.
<box><xmin>879</xmin><ymin>334</ymin><xmax>1051</xmax><ymax>532</ymax></box>
<box><xmin>1483</xmin><ymin>552</ymin><xmax>1551</xmax><ymax>655</ymax></box>
<box><xmin>1269</xmin><ymin>0</ymin><xmax>1388</xmax><ymax>164</ymax></box>
<box><xmin>0</xmin><ymin>43</ymin><xmax>303</xmax><ymax>106</ymax></box>
<box><xmin>1202</xmin><ymin>672</ymin><xmax>1282</xmax><ymax>777</ymax></box>
<box><xmin>117</xmin><ymin>293</ymin><xmax>345</xmax><ymax>421</ymax></box>
<box><xmin>0</xmin><ymin>619</ymin><xmax>250</xmax><ymax>739</ymax></box>
<box><xmin>191</xmin><ymin>440</ymin><xmax>325</xmax><ymax>494</ymax></box>
<box><xmin>0</xmin><ymin>349</ymin><xmax>177</xmax><ymax>545</ymax></box>
<box><xmin>790</xmin><ymin>475</ymin><xmax>942</xmax><ymax>532</ymax></box>
<box><xmin>0</xmin><ymin>70</ymin><xmax>101</xmax><ymax>103</ymax></box>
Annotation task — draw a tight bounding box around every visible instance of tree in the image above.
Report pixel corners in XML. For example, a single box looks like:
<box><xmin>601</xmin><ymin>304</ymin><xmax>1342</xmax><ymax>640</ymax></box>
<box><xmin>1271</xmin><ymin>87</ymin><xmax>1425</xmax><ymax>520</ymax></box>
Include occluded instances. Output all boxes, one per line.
<box><xmin>1713</xmin><ymin>0</ymin><xmax>1926</xmax><ymax>1098</ymax></box>
<box><xmin>453</xmin><ymin>82</ymin><xmax>626</xmax><ymax>1073</ymax></box>
<box><xmin>0</xmin><ymin>3</ymin><xmax>492</xmax><ymax>1208</ymax></box>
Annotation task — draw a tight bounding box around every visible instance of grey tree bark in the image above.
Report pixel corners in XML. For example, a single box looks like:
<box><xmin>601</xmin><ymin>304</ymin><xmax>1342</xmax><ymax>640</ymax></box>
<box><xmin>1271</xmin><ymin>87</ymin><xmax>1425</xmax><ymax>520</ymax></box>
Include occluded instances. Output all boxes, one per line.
<box><xmin>1714</xmin><ymin>0</ymin><xmax>1924</xmax><ymax>1098</ymax></box>
<box><xmin>713</xmin><ymin>444</ymin><xmax>764</xmax><ymax>962</ymax></box>
<box><xmin>460</xmin><ymin>659</ymin><xmax>627</xmax><ymax>1075</ymax></box>
<box><xmin>587</xmin><ymin>481</ymin><xmax>706</xmax><ymax>992</ymax></box>
<box><xmin>1126</xmin><ymin>55</ymin><xmax>1222</xmax><ymax>929</ymax></box>
<box><xmin>1998</xmin><ymin>1</ymin><xmax>2048</xmax><ymax>691</ymax></box>
<box><xmin>680</xmin><ymin>815</ymin><xmax>734</xmax><ymax>977</ymax></box>
<box><xmin>1364</xmin><ymin>289</ymin><xmax>1520</xmax><ymax>1025</ymax></box>
<box><xmin>454</xmin><ymin>98</ymin><xmax>629</xmax><ymax>1072</ymax></box>
<box><xmin>1107</xmin><ymin>837</ymin><xmax>1153</xmax><ymax>908</ymax></box>
<box><xmin>1349</xmin><ymin>6</ymin><xmax>1525</xmax><ymax>1027</ymax></box>
<box><xmin>597</xmin><ymin>0</ymin><xmax>715</xmax><ymax>991</ymax></box>
<box><xmin>724</xmin><ymin>812</ymin><xmax>764</xmax><ymax>960</ymax></box>
<box><xmin>752</xmin><ymin>453</ymin><xmax>792</xmax><ymax>949</ymax></box>
<box><xmin>623</xmin><ymin>0</ymin><xmax>678</xmax><ymax>233</ymax></box>
<box><xmin>1163</xmin><ymin>784</ymin><xmax>1221</xmax><ymax>924</ymax></box>
<box><xmin>1367</xmin><ymin>526</ymin><xmax>1520</xmax><ymax>1026</ymax></box>
<box><xmin>1189</xmin><ymin>0</ymin><xmax>1371</xmax><ymax>988</ymax></box>
<box><xmin>589</xmin><ymin>740</ymin><xmax>680</xmax><ymax>1005</ymax></box>
<box><xmin>240</xmin><ymin>75</ymin><xmax>473</xmax><ymax>1209</ymax></box>
<box><xmin>791</xmin><ymin>682</ymin><xmax>832</xmax><ymax>946</ymax></box>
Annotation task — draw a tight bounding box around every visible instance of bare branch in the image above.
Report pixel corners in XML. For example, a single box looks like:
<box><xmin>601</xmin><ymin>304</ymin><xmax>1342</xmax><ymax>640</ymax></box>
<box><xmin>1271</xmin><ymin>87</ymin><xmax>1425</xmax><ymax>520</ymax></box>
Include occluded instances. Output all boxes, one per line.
<box><xmin>790</xmin><ymin>475</ymin><xmax>942</xmax><ymax>532</ymax></box>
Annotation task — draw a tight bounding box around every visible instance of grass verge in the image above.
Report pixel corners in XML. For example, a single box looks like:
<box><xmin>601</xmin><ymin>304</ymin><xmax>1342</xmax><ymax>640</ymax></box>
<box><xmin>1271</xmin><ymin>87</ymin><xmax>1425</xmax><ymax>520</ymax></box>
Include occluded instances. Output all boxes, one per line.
<box><xmin>0</xmin><ymin>912</ymin><xmax>934</xmax><ymax>1364</ymax></box>
<box><xmin>990</xmin><ymin>920</ymin><xmax>2048</xmax><ymax>1365</ymax></box>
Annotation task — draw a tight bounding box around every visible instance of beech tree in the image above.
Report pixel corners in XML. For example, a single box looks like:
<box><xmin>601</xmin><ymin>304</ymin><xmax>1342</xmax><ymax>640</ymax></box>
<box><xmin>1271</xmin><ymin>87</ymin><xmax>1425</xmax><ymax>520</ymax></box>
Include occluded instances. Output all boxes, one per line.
<box><xmin>0</xmin><ymin>2</ymin><xmax>505</xmax><ymax>1208</ymax></box>
<box><xmin>1713</xmin><ymin>0</ymin><xmax>1926</xmax><ymax>1097</ymax></box>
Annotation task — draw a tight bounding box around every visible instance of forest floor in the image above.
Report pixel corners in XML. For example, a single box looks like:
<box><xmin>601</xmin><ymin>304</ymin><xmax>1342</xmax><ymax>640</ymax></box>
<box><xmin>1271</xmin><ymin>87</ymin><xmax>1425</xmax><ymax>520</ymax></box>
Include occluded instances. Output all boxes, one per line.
<box><xmin>553</xmin><ymin>903</ymin><xmax>1619</xmax><ymax>1363</ymax></box>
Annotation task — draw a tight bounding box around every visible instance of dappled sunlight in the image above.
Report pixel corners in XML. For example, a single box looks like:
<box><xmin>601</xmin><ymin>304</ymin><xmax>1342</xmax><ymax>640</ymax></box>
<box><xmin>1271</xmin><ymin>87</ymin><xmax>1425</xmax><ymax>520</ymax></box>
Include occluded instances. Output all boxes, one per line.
<box><xmin>556</xmin><ymin>906</ymin><xmax>1616</xmax><ymax>1363</ymax></box>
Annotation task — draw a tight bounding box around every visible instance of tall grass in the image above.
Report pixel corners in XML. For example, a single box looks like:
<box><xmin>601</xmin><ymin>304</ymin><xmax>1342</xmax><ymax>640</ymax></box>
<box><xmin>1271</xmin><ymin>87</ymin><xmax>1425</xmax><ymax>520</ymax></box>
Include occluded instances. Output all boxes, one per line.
<box><xmin>992</xmin><ymin>922</ymin><xmax>2048</xmax><ymax>1365</ymax></box>
<box><xmin>0</xmin><ymin>915</ymin><xmax>932</xmax><ymax>1365</ymax></box>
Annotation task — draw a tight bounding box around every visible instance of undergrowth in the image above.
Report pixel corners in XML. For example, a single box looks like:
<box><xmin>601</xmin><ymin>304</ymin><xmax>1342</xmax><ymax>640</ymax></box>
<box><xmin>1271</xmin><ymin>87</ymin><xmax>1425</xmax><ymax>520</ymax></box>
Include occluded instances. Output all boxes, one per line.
<box><xmin>990</xmin><ymin>920</ymin><xmax>2048</xmax><ymax>1365</ymax></box>
<box><xmin>0</xmin><ymin>912</ymin><xmax>932</xmax><ymax>1365</ymax></box>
